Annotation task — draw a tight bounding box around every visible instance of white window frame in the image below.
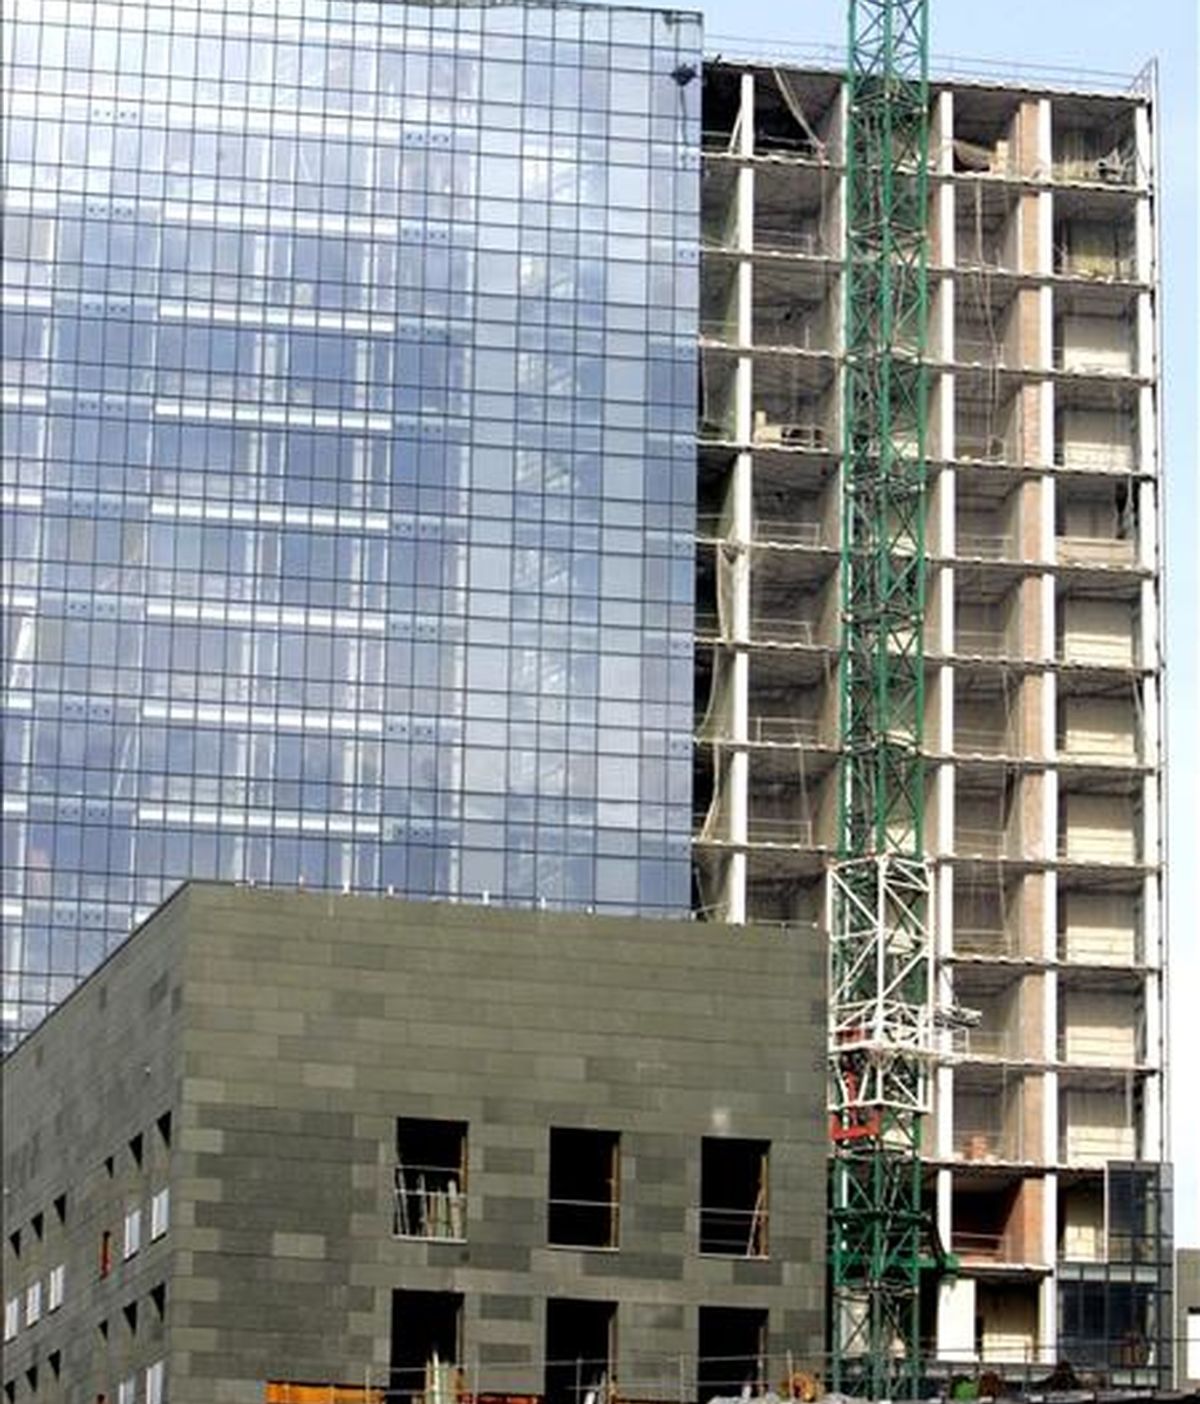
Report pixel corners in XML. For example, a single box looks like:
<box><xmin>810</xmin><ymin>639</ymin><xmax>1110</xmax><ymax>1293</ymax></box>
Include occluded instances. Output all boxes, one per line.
<box><xmin>3</xmin><ymin>1295</ymin><xmax>18</xmax><ymax>1342</ymax></box>
<box><xmin>47</xmin><ymin>1263</ymin><xmax>65</xmax><ymax>1312</ymax></box>
<box><xmin>118</xmin><ymin>1376</ymin><xmax>137</xmax><ymax>1404</ymax></box>
<box><xmin>150</xmin><ymin>1186</ymin><xmax>170</xmax><ymax>1241</ymax></box>
<box><xmin>25</xmin><ymin>1279</ymin><xmax>41</xmax><ymax>1326</ymax></box>
<box><xmin>146</xmin><ymin>1360</ymin><xmax>165</xmax><ymax>1404</ymax></box>
<box><xmin>123</xmin><ymin>1204</ymin><xmax>142</xmax><ymax>1260</ymax></box>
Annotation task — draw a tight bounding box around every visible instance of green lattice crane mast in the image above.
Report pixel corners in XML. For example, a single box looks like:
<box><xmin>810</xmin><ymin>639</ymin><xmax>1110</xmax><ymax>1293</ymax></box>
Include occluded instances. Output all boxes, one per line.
<box><xmin>828</xmin><ymin>0</ymin><xmax>935</xmax><ymax>1397</ymax></box>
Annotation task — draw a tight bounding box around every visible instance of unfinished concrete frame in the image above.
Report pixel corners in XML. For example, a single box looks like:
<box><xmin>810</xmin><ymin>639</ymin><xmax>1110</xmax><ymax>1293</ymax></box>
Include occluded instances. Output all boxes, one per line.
<box><xmin>694</xmin><ymin>64</ymin><xmax>1164</xmax><ymax>1377</ymax></box>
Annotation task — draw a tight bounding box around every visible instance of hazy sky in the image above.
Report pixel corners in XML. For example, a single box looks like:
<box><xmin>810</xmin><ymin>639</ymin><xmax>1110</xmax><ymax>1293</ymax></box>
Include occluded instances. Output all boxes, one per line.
<box><xmin>691</xmin><ymin>0</ymin><xmax>1200</xmax><ymax>1242</ymax></box>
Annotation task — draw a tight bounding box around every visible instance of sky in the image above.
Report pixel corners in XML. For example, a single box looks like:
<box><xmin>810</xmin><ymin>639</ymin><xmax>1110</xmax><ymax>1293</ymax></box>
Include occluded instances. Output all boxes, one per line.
<box><xmin>689</xmin><ymin>0</ymin><xmax>1200</xmax><ymax>1242</ymax></box>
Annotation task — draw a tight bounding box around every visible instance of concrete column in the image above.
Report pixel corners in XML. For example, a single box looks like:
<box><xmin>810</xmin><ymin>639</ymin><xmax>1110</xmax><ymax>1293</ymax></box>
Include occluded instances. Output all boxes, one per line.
<box><xmin>721</xmin><ymin>72</ymin><xmax>757</xmax><ymax>923</ymax></box>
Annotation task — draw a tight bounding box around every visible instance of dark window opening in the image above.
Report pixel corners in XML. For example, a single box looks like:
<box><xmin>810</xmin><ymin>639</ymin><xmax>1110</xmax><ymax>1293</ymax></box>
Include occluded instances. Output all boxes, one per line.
<box><xmin>156</xmin><ymin>1112</ymin><xmax>172</xmax><ymax>1149</ymax></box>
<box><xmin>100</xmin><ymin>1230</ymin><xmax>113</xmax><ymax>1278</ymax></box>
<box><xmin>104</xmin><ymin>1155</ymin><xmax>115</xmax><ymax>1178</ymax></box>
<box><xmin>389</xmin><ymin>1290</ymin><xmax>462</xmax><ymax>1404</ymax></box>
<box><xmin>394</xmin><ymin>1118</ymin><xmax>467</xmax><ymax>1240</ymax></box>
<box><xmin>31</xmin><ymin>1213</ymin><xmax>43</xmax><ymax>1241</ymax></box>
<box><xmin>545</xmin><ymin>1299</ymin><xmax>616</xmax><ymax>1404</ymax></box>
<box><xmin>130</xmin><ymin>1134</ymin><xmax>144</xmax><ymax>1168</ymax></box>
<box><xmin>25</xmin><ymin>1369</ymin><xmax>37</xmax><ymax>1395</ymax></box>
<box><xmin>697</xmin><ymin>1307</ymin><xmax>768</xmax><ymax>1403</ymax></box>
<box><xmin>7</xmin><ymin>1231</ymin><xmax>18</xmax><ymax>1259</ymax></box>
<box><xmin>123</xmin><ymin>1301</ymin><xmax>138</xmax><ymax>1335</ymax></box>
<box><xmin>700</xmin><ymin>1139</ymin><xmax>769</xmax><ymax>1257</ymax></box>
<box><xmin>3</xmin><ymin>1381</ymin><xmax>13</xmax><ymax>1404</ymax></box>
<box><xmin>549</xmin><ymin>1129</ymin><xmax>620</xmax><ymax>1249</ymax></box>
<box><xmin>151</xmin><ymin>1283</ymin><xmax>167</xmax><ymax>1321</ymax></box>
<box><xmin>53</xmin><ymin>1195</ymin><xmax>66</xmax><ymax>1226</ymax></box>
<box><xmin>48</xmin><ymin>1355</ymin><xmax>61</xmax><ymax>1382</ymax></box>
<box><xmin>97</xmin><ymin>1319</ymin><xmax>109</xmax><ymax>1341</ymax></box>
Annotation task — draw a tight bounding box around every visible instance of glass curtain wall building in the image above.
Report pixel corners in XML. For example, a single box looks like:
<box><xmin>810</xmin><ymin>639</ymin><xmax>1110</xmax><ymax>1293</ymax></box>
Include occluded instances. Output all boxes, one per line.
<box><xmin>0</xmin><ymin>0</ymin><xmax>702</xmax><ymax>1042</ymax></box>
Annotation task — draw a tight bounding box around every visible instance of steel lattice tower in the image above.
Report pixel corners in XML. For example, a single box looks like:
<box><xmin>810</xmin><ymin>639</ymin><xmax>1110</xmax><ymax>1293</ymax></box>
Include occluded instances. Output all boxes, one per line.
<box><xmin>828</xmin><ymin>0</ymin><xmax>934</xmax><ymax>1396</ymax></box>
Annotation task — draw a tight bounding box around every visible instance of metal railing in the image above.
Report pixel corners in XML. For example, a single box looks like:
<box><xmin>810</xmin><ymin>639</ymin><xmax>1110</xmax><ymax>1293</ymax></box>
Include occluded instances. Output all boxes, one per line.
<box><xmin>547</xmin><ymin>1196</ymin><xmax>618</xmax><ymax>1251</ymax></box>
<box><xmin>956</xmin><ymin>532</ymin><xmax>1011</xmax><ymax>561</ymax></box>
<box><xmin>955</xmin><ymin>1126</ymin><xmax>1022</xmax><ymax>1162</ymax></box>
<box><xmin>1056</xmin><ymin>535</ymin><xmax>1136</xmax><ymax>566</ymax></box>
<box><xmin>746</xmin><ymin>817</ymin><xmax>816</xmax><ymax>846</ymax></box>
<box><xmin>953</xmin><ymin>336</ymin><xmax>1009</xmax><ymax>368</ymax></box>
<box><xmin>281</xmin><ymin>1336</ymin><xmax>1175</xmax><ymax>1404</ymax></box>
<box><xmin>949</xmin><ymin>1229</ymin><xmax>1010</xmax><ymax>1262</ymax></box>
<box><xmin>1055</xmin><ymin>445</ymin><xmax>1138</xmax><ymax>473</ymax></box>
<box><xmin>752</xmin><ymin>227</ymin><xmax>828</xmax><ymax>257</ymax></box>
<box><xmin>698</xmin><ymin>1202</ymin><xmax>769</xmax><ymax>1258</ymax></box>
<box><xmin>954</xmin><ymin>825</ymin><xmax>1023</xmax><ymax>859</ymax></box>
<box><xmin>954</xmin><ymin>435</ymin><xmax>1015</xmax><ymax>464</ymax></box>
<box><xmin>754</xmin><ymin>518</ymin><xmax>827</xmax><ymax>547</ymax></box>
<box><xmin>704</xmin><ymin>35</ymin><xmax>1146</xmax><ymax>94</ymax></box>
<box><xmin>954</xmin><ymin>926</ymin><xmax>1018</xmax><ymax>959</ymax></box>
<box><xmin>953</xmin><ymin>628</ymin><xmax>1011</xmax><ymax>658</ymax></box>
<box><xmin>748</xmin><ymin>715</ymin><xmax>827</xmax><ymax>745</ymax></box>
<box><xmin>951</xmin><ymin>1027</ymin><xmax>1017</xmax><ymax>1060</ymax></box>
<box><xmin>954</xmin><ymin>726</ymin><xmax>1015</xmax><ymax>756</ymax></box>
<box><xmin>694</xmin><ymin>517</ymin><xmax>826</xmax><ymax>548</ymax></box>
<box><xmin>693</xmin><ymin>614</ymin><xmax>826</xmax><ymax>646</ymax></box>
<box><xmin>1058</xmin><ymin>832</ymin><xmax>1139</xmax><ymax>865</ymax></box>
<box><xmin>392</xmin><ymin>1165</ymin><xmax>467</xmax><ymax>1240</ymax></box>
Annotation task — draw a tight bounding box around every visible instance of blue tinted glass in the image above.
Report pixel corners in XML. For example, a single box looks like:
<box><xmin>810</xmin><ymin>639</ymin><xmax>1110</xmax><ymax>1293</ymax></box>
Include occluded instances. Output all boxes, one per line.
<box><xmin>0</xmin><ymin>0</ymin><xmax>702</xmax><ymax>1042</ymax></box>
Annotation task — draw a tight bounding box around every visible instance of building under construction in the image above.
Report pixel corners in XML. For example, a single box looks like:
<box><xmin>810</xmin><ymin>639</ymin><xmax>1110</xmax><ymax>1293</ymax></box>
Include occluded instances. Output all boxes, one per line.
<box><xmin>693</xmin><ymin>48</ymin><xmax>1169</xmax><ymax>1389</ymax></box>
<box><xmin>0</xmin><ymin>0</ymin><xmax>1172</xmax><ymax>1393</ymax></box>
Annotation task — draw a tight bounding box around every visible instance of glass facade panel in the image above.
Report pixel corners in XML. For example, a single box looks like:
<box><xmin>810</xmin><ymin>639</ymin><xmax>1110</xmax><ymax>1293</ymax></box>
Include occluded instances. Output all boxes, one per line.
<box><xmin>0</xmin><ymin>0</ymin><xmax>702</xmax><ymax>1043</ymax></box>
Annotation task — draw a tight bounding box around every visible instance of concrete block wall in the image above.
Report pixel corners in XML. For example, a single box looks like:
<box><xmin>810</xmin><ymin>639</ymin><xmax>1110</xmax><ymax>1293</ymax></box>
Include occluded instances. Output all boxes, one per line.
<box><xmin>3</xmin><ymin>885</ymin><xmax>828</xmax><ymax>1404</ymax></box>
<box><xmin>1</xmin><ymin>890</ymin><xmax>188</xmax><ymax>1404</ymax></box>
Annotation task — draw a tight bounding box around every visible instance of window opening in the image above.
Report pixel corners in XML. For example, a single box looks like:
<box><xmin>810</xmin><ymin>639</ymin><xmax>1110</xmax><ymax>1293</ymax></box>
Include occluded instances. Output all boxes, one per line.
<box><xmin>389</xmin><ymin>1290</ymin><xmax>462</xmax><ymax>1404</ymax></box>
<box><xmin>150</xmin><ymin>1188</ymin><xmax>170</xmax><ymax>1240</ymax></box>
<box><xmin>48</xmin><ymin>1265</ymin><xmax>65</xmax><ymax>1312</ymax></box>
<box><xmin>394</xmin><ymin>1119</ymin><xmax>467</xmax><ymax>1240</ymax></box>
<box><xmin>123</xmin><ymin>1300</ymin><xmax>138</xmax><ymax>1336</ymax></box>
<box><xmin>697</xmin><ymin>1307</ymin><xmax>769</xmax><ymax>1402</ymax></box>
<box><xmin>100</xmin><ymin>1230</ymin><xmax>113</xmax><ymax>1278</ymax></box>
<box><xmin>549</xmin><ymin>1129</ymin><xmax>620</xmax><ymax>1249</ymax></box>
<box><xmin>48</xmin><ymin>1354</ymin><xmax>61</xmax><ymax>1382</ymax></box>
<box><xmin>156</xmin><ymin>1112</ymin><xmax>172</xmax><ymax>1149</ymax></box>
<box><xmin>31</xmin><ymin>1212</ymin><xmax>43</xmax><ymax>1241</ymax></box>
<box><xmin>123</xmin><ymin>1206</ymin><xmax>142</xmax><ymax>1259</ymax></box>
<box><xmin>545</xmin><ymin>1299</ymin><xmax>616</xmax><ymax>1404</ymax></box>
<box><xmin>700</xmin><ymin>1138</ymin><xmax>769</xmax><ymax>1256</ymax></box>
<box><xmin>130</xmin><ymin>1134</ymin><xmax>144</xmax><ymax>1168</ymax></box>
<box><xmin>53</xmin><ymin>1195</ymin><xmax>66</xmax><ymax>1226</ymax></box>
<box><xmin>150</xmin><ymin>1283</ymin><xmax>167</xmax><ymax>1322</ymax></box>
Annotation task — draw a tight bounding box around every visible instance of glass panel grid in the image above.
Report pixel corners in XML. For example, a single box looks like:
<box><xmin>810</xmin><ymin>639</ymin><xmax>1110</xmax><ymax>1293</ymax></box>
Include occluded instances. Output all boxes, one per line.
<box><xmin>1</xmin><ymin>0</ymin><xmax>703</xmax><ymax>1043</ymax></box>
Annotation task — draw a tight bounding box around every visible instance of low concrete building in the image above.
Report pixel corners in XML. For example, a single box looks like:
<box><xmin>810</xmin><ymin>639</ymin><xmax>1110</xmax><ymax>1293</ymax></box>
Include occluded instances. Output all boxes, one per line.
<box><xmin>1</xmin><ymin>884</ymin><xmax>827</xmax><ymax>1404</ymax></box>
